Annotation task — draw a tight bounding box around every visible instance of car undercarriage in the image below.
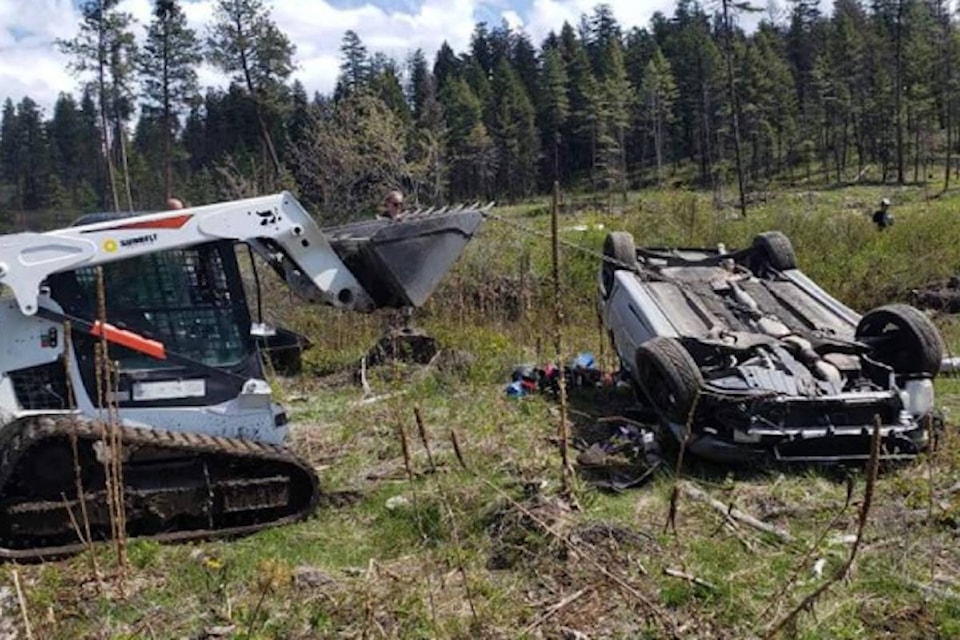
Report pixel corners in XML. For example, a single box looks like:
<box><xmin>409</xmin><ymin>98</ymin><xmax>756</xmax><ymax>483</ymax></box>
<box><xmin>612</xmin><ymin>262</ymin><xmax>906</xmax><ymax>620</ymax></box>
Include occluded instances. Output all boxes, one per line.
<box><xmin>600</xmin><ymin>230</ymin><xmax>944</xmax><ymax>464</ymax></box>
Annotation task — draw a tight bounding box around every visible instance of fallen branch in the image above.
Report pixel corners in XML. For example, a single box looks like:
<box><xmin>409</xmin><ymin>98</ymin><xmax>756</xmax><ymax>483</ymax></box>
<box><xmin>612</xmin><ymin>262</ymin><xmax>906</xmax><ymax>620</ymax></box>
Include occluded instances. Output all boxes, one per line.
<box><xmin>663</xmin><ymin>567</ymin><xmax>716</xmax><ymax>591</ymax></box>
<box><xmin>521</xmin><ymin>586</ymin><xmax>592</xmax><ymax>635</ymax></box>
<box><xmin>11</xmin><ymin>568</ymin><xmax>33</xmax><ymax>640</ymax></box>
<box><xmin>679</xmin><ymin>481</ymin><xmax>793</xmax><ymax>544</ymax></box>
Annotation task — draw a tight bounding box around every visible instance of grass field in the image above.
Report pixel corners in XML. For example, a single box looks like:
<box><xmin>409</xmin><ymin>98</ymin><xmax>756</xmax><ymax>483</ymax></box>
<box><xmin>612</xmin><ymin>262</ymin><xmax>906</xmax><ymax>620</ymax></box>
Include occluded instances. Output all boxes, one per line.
<box><xmin>6</xmin><ymin>183</ymin><xmax>960</xmax><ymax>639</ymax></box>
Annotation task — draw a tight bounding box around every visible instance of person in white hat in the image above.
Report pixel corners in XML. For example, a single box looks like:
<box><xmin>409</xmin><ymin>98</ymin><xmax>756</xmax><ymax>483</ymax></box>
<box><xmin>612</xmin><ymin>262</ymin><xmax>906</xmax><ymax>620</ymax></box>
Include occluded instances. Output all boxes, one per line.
<box><xmin>872</xmin><ymin>197</ymin><xmax>894</xmax><ymax>230</ymax></box>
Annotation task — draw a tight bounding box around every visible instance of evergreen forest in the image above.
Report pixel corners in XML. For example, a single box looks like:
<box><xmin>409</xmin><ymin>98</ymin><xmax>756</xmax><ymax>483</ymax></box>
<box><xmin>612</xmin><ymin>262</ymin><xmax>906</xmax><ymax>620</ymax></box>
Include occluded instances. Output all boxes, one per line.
<box><xmin>1</xmin><ymin>0</ymin><xmax>956</xmax><ymax>222</ymax></box>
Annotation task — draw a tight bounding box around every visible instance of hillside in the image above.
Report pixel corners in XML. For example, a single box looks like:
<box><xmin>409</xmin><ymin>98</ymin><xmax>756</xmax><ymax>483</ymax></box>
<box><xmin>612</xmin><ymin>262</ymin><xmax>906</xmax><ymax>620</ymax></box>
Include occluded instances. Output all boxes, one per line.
<box><xmin>5</xmin><ymin>184</ymin><xmax>960</xmax><ymax>639</ymax></box>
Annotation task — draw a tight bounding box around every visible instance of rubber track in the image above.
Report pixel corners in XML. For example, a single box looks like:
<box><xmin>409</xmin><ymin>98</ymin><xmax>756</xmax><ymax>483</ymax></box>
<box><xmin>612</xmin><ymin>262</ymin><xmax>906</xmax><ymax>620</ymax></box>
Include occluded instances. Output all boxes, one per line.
<box><xmin>0</xmin><ymin>415</ymin><xmax>321</xmax><ymax>561</ymax></box>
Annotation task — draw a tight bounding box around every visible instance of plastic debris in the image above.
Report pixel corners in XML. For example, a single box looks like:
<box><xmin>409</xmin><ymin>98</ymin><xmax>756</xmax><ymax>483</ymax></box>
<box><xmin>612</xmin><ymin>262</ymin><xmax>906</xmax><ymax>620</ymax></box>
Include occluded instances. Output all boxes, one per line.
<box><xmin>576</xmin><ymin>422</ymin><xmax>663</xmax><ymax>492</ymax></box>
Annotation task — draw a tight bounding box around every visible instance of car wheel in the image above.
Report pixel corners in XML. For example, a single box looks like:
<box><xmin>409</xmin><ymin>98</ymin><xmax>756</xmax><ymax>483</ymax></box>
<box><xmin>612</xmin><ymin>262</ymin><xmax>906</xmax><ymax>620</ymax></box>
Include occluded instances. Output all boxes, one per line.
<box><xmin>856</xmin><ymin>304</ymin><xmax>944</xmax><ymax>377</ymax></box>
<box><xmin>635</xmin><ymin>337</ymin><xmax>704</xmax><ymax>425</ymax></box>
<box><xmin>601</xmin><ymin>231</ymin><xmax>638</xmax><ymax>298</ymax></box>
<box><xmin>752</xmin><ymin>231</ymin><xmax>797</xmax><ymax>271</ymax></box>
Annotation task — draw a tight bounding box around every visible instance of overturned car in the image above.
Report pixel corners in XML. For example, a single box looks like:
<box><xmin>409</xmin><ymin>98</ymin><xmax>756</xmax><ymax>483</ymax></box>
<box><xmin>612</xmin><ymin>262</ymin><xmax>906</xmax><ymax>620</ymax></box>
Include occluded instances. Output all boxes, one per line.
<box><xmin>599</xmin><ymin>230</ymin><xmax>944</xmax><ymax>464</ymax></box>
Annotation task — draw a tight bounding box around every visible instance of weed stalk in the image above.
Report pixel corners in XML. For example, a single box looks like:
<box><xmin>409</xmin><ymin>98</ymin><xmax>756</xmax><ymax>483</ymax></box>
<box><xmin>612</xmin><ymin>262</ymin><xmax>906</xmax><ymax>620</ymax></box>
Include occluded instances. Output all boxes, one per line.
<box><xmin>94</xmin><ymin>266</ymin><xmax>127</xmax><ymax>578</ymax></box>
<box><xmin>62</xmin><ymin>323</ymin><xmax>102</xmax><ymax>588</ymax></box>
<box><xmin>414</xmin><ymin>406</ymin><xmax>436</xmax><ymax>473</ymax></box>
<box><xmin>550</xmin><ymin>181</ymin><xmax>573</xmax><ymax>497</ymax></box>
<box><xmin>665</xmin><ymin>389</ymin><xmax>700</xmax><ymax>535</ymax></box>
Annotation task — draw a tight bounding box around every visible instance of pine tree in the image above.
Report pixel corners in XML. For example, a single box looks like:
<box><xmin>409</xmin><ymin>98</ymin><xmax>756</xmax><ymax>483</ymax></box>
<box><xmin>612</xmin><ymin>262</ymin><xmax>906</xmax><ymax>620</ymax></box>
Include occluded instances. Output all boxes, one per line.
<box><xmin>441</xmin><ymin>78</ymin><xmax>495</xmax><ymax>200</ymax></box>
<box><xmin>407</xmin><ymin>49</ymin><xmax>431</xmax><ymax>120</ymax></box>
<box><xmin>490</xmin><ymin>58</ymin><xmax>539</xmax><ymax>200</ymax></box>
<box><xmin>288</xmin><ymin>80</ymin><xmax>311</xmax><ymax>145</ymax></box>
<box><xmin>511</xmin><ymin>30</ymin><xmax>540</xmax><ymax>100</ymax></box>
<box><xmin>13</xmin><ymin>98</ymin><xmax>50</xmax><ymax>210</ymax></box>
<box><xmin>0</xmin><ymin>100</ymin><xmax>21</xmax><ymax>209</ymax></box>
<box><xmin>207</xmin><ymin>0</ymin><xmax>296</xmax><ymax>188</ymax></box>
<box><xmin>902</xmin><ymin>0</ymin><xmax>937</xmax><ymax>182</ymax></box>
<box><xmin>461</xmin><ymin>57</ymin><xmax>492</xmax><ymax>110</ymax></box>
<box><xmin>566</xmin><ymin>40</ymin><xmax>600</xmax><ymax>189</ymax></box>
<box><xmin>538</xmin><ymin>46</ymin><xmax>570</xmax><ymax>184</ymax></box>
<box><xmin>641</xmin><ymin>48</ymin><xmax>678</xmax><ymax>186</ymax></box>
<box><xmin>720</xmin><ymin>0</ymin><xmax>760</xmax><ymax>216</ymax></box>
<box><xmin>140</xmin><ymin>0</ymin><xmax>202</xmax><ymax>201</ymax></box>
<box><xmin>470</xmin><ymin>23</ymin><xmax>493</xmax><ymax>75</ymax></box>
<box><xmin>58</xmin><ymin>0</ymin><xmax>138</xmax><ymax>211</ymax></box>
<box><xmin>77</xmin><ymin>88</ymin><xmax>105</xmax><ymax>206</ymax></box>
<box><xmin>49</xmin><ymin>93</ymin><xmax>85</xmax><ymax>205</ymax></box>
<box><xmin>407</xmin><ymin>52</ymin><xmax>447</xmax><ymax>203</ymax></box>
<box><xmin>433</xmin><ymin>42</ymin><xmax>460</xmax><ymax>91</ymax></box>
<box><xmin>335</xmin><ymin>30</ymin><xmax>370</xmax><ymax>100</ymax></box>
<box><xmin>596</xmin><ymin>39</ymin><xmax>633</xmax><ymax>202</ymax></box>
<box><xmin>741</xmin><ymin>24</ymin><xmax>796</xmax><ymax>178</ymax></box>
<box><xmin>369</xmin><ymin>54</ymin><xmax>410</xmax><ymax>123</ymax></box>
<box><xmin>587</xmin><ymin>4</ymin><xmax>622</xmax><ymax>74</ymax></box>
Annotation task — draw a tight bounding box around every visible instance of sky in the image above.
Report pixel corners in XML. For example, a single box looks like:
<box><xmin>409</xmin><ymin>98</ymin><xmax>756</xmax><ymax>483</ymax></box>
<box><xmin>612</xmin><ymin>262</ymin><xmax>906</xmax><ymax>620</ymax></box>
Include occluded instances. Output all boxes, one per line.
<box><xmin>1</xmin><ymin>0</ymin><xmax>689</xmax><ymax>116</ymax></box>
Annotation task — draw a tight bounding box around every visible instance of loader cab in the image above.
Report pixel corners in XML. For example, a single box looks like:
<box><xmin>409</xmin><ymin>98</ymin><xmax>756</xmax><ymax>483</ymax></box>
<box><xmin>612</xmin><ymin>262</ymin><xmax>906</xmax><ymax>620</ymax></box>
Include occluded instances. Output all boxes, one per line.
<box><xmin>46</xmin><ymin>239</ymin><xmax>264</xmax><ymax>408</ymax></box>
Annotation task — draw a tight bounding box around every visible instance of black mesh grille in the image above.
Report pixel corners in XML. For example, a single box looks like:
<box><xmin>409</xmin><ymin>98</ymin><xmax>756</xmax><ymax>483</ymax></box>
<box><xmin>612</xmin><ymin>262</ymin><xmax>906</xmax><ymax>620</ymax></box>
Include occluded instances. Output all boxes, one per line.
<box><xmin>59</xmin><ymin>243</ymin><xmax>251</xmax><ymax>369</ymax></box>
<box><xmin>9</xmin><ymin>362</ymin><xmax>70</xmax><ymax>410</ymax></box>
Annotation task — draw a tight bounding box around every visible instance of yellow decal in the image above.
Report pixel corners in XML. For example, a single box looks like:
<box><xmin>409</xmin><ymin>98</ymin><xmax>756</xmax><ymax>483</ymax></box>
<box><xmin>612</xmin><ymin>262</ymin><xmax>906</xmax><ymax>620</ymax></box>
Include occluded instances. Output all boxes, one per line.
<box><xmin>103</xmin><ymin>239</ymin><xmax>119</xmax><ymax>253</ymax></box>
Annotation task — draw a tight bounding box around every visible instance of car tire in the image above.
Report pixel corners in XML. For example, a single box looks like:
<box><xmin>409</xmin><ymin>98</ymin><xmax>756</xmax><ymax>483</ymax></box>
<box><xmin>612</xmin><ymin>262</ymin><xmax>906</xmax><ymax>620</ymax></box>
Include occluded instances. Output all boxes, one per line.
<box><xmin>601</xmin><ymin>231</ymin><xmax>638</xmax><ymax>298</ymax></box>
<box><xmin>856</xmin><ymin>304</ymin><xmax>944</xmax><ymax>377</ymax></box>
<box><xmin>635</xmin><ymin>337</ymin><xmax>704</xmax><ymax>425</ymax></box>
<box><xmin>752</xmin><ymin>231</ymin><xmax>797</xmax><ymax>271</ymax></box>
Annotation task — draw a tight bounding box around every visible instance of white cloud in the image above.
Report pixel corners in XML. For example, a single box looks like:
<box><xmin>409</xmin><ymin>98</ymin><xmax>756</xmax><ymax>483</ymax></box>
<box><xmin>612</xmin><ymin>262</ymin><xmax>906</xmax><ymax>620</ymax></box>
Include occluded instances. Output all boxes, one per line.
<box><xmin>0</xmin><ymin>0</ymin><xmax>685</xmax><ymax>117</ymax></box>
<box><xmin>501</xmin><ymin>9</ymin><xmax>523</xmax><ymax>31</ymax></box>
<box><xmin>524</xmin><ymin>0</ymin><xmax>676</xmax><ymax>44</ymax></box>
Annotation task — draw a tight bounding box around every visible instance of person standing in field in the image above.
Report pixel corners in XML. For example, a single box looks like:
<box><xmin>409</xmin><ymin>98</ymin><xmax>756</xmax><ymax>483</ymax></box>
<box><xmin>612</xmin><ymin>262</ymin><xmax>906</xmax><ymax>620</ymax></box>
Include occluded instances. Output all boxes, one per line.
<box><xmin>872</xmin><ymin>198</ymin><xmax>894</xmax><ymax>230</ymax></box>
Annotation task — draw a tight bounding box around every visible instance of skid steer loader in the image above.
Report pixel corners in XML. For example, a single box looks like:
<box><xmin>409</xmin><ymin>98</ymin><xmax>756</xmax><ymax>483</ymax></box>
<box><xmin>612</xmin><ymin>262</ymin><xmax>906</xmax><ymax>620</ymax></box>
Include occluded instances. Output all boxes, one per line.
<box><xmin>0</xmin><ymin>192</ymin><xmax>485</xmax><ymax>559</ymax></box>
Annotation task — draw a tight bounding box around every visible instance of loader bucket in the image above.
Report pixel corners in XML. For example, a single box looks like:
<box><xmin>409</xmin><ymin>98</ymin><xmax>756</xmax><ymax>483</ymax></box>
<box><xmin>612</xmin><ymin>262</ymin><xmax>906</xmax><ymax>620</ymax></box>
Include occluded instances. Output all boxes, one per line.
<box><xmin>324</xmin><ymin>206</ymin><xmax>486</xmax><ymax>308</ymax></box>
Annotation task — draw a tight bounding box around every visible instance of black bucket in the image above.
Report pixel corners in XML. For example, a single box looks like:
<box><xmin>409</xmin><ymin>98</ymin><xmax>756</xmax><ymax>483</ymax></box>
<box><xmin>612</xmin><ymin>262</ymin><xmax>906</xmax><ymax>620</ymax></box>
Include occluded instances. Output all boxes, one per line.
<box><xmin>324</xmin><ymin>207</ymin><xmax>485</xmax><ymax>308</ymax></box>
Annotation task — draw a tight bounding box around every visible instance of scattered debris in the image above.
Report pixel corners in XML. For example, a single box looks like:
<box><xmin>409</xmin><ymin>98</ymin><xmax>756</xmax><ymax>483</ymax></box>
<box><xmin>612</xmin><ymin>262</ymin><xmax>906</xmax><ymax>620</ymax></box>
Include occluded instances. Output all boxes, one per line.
<box><xmin>575</xmin><ymin>422</ymin><xmax>663</xmax><ymax>492</ymax></box>
<box><xmin>505</xmin><ymin>353</ymin><xmax>610</xmax><ymax>398</ymax></box>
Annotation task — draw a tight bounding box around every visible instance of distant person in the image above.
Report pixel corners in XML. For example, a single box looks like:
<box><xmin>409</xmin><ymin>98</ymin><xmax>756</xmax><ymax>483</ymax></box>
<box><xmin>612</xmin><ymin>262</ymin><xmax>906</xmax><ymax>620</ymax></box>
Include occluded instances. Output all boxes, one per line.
<box><xmin>380</xmin><ymin>190</ymin><xmax>404</xmax><ymax>220</ymax></box>
<box><xmin>872</xmin><ymin>198</ymin><xmax>894</xmax><ymax>230</ymax></box>
<box><xmin>166</xmin><ymin>197</ymin><xmax>184</xmax><ymax>210</ymax></box>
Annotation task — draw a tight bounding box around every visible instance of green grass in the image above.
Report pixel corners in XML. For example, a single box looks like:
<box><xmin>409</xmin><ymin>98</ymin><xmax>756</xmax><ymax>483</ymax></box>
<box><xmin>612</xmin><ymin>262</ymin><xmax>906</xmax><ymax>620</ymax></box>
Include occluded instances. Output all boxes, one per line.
<box><xmin>12</xmin><ymin>182</ymin><xmax>960</xmax><ymax>638</ymax></box>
